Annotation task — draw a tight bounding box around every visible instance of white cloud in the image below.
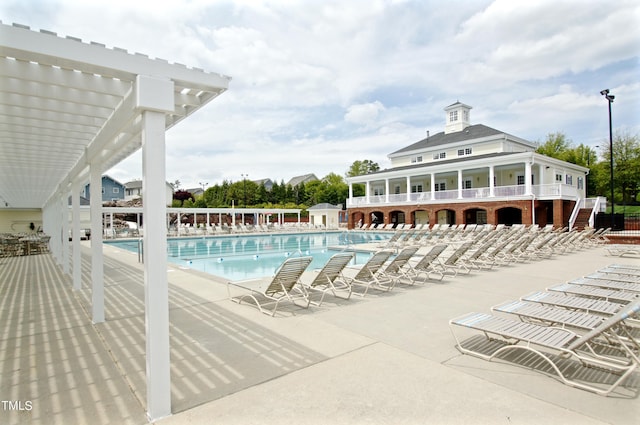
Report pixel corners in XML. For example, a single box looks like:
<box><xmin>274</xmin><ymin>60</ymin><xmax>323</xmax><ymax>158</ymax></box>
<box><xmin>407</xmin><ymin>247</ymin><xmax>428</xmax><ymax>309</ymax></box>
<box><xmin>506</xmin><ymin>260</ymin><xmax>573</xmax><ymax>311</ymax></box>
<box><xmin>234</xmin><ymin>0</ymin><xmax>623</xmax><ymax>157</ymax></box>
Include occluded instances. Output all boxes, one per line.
<box><xmin>344</xmin><ymin>101</ymin><xmax>386</xmax><ymax>128</ymax></box>
<box><xmin>2</xmin><ymin>0</ymin><xmax>638</xmax><ymax>189</ymax></box>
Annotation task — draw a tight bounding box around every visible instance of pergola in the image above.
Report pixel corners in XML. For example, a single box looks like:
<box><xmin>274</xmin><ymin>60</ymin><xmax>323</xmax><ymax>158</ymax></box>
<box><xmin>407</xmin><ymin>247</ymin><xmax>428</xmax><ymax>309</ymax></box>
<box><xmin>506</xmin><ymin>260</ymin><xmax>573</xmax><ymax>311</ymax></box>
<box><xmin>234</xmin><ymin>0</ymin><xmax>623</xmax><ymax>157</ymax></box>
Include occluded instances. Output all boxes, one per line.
<box><xmin>0</xmin><ymin>22</ymin><xmax>230</xmax><ymax>420</ymax></box>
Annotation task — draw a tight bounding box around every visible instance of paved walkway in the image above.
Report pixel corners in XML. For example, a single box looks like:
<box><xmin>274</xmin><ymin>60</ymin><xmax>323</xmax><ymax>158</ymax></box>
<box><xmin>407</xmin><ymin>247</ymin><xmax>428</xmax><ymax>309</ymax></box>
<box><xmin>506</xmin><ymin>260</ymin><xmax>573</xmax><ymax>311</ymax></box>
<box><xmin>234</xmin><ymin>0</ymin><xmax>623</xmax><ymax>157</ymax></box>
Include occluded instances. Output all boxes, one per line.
<box><xmin>1</xmin><ymin>241</ymin><xmax>639</xmax><ymax>424</ymax></box>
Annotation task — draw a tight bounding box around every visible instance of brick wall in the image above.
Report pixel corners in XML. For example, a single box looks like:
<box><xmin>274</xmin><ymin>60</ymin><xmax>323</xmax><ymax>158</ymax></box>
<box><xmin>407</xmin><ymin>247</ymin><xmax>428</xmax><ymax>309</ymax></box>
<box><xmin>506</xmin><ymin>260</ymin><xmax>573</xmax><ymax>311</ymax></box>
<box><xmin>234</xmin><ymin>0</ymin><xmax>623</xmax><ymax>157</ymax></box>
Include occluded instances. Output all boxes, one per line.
<box><xmin>348</xmin><ymin>199</ymin><xmax>574</xmax><ymax>229</ymax></box>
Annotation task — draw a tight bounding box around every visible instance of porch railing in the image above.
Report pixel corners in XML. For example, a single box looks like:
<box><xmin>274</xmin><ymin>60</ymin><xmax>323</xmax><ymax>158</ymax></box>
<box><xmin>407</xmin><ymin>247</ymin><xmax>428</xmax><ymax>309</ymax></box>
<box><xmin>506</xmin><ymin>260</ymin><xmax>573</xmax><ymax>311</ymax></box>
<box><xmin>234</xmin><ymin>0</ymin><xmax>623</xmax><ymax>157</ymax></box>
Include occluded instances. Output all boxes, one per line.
<box><xmin>347</xmin><ymin>183</ymin><xmax>579</xmax><ymax>207</ymax></box>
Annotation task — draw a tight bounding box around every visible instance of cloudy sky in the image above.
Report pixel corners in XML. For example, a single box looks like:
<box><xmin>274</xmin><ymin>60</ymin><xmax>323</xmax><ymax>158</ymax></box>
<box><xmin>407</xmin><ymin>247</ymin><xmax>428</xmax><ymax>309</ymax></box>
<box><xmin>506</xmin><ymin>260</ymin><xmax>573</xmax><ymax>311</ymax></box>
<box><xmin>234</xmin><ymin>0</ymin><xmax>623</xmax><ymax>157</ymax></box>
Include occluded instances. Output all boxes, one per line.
<box><xmin>3</xmin><ymin>0</ymin><xmax>639</xmax><ymax>189</ymax></box>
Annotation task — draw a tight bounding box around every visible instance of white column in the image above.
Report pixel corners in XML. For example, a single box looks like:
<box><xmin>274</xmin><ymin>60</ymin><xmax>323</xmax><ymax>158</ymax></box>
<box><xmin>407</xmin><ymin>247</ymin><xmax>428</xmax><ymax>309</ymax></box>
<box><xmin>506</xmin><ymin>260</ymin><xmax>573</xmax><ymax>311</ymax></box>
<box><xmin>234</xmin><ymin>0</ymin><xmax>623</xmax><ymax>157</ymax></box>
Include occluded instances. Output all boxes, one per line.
<box><xmin>525</xmin><ymin>161</ymin><xmax>532</xmax><ymax>195</ymax></box>
<box><xmin>365</xmin><ymin>181</ymin><xmax>370</xmax><ymax>203</ymax></box>
<box><xmin>72</xmin><ymin>181</ymin><xmax>82</xmax><ymax>291</ymax></box>
<box><xmin>142</xmin><ymin>110</ymin><xmax>171</xmax><ymax>421</ymax></box>
<box><xmin>489</xmin><ymin>166</ymin><xmax>495</xmax><ymax>197</ymax></box>
<box><xmin>138</xmin><ymin>74</ymin><xmax>173</xmax><ymax>421</ymax></box>
<box><xmin>348</xmin><ymin>183</ymin><xmax>353</xmax><ymax>200</ymax></box>
<box><xmin>430</xmin><ymin>173</ymin><xmax>435</xmax><ymax>200</ymax></box>
<box><xmin>385</xmin><ymin>179</ymin><xmax>389</xmax><ymax>203</ymax></box>
<box><xmin>406</xmin><ymin>176</ymin><xmax>411</xmax><ymax>202</ymax></box>
<box><xmin>51</xmin><ymin>195</ymin><xmax>62</xmax><ymax>264</ymax></box>
<box><xmin>61</xmin><ymin>194</ymin><xmax>69</xmax><ymax>274</ymax></box>
<box><xmin>90</xmin><ymin>165</ymin><xmax>104</xmax><ymax>323</ymax></box>
<box><xmin>457</xmin><ymin>169</ymin><xmax>463</xmax><ymax>199</ymax></box>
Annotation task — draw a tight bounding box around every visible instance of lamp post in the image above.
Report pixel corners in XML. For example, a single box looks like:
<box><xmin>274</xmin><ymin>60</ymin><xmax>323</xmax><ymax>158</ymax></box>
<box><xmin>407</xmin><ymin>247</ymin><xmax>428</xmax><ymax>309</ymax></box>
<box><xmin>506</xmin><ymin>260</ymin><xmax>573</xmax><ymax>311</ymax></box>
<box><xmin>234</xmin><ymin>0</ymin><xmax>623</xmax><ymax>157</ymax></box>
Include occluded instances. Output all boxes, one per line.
<box><xmin>600</xmin><ymin>89</ymin><xmax>615</xmax><ymax>229</ymax></box>
<box><xmin>241</xmin><ymin>173</ymin><xmax>248</xmax><ymax>207</ymax></box>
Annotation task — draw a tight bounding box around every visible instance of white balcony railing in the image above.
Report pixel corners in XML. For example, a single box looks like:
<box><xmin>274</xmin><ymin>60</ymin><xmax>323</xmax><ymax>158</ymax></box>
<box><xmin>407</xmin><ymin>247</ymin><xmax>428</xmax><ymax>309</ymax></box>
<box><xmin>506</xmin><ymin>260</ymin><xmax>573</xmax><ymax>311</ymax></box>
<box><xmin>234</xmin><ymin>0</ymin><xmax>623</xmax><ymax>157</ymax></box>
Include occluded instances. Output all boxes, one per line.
<box><xmin>347</xmin><ymin>183</ymin><xmax>580</xmax><ymax>208</ymax></box>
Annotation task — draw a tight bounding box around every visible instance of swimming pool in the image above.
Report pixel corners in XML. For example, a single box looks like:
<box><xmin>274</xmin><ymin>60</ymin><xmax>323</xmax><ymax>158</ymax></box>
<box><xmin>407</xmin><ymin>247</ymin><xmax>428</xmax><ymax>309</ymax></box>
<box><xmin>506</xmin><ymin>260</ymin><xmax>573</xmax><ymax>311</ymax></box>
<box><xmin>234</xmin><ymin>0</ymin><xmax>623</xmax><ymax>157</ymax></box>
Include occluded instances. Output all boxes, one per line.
<box><xmin>105</xmin><ymin>231</ymin><xmax>392</xmax><ymax>281</ymax></box>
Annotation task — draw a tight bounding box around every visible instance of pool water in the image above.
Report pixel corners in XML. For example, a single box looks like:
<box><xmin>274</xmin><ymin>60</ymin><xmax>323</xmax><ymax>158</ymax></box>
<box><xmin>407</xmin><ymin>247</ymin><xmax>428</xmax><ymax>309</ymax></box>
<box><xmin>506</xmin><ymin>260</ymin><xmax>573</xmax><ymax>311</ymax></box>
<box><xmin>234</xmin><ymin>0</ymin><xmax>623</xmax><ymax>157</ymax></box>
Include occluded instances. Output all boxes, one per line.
<box><xmin>106</xmin><ymin>231</ymin><xmax>392</xmax><ymax>281</ymax></box>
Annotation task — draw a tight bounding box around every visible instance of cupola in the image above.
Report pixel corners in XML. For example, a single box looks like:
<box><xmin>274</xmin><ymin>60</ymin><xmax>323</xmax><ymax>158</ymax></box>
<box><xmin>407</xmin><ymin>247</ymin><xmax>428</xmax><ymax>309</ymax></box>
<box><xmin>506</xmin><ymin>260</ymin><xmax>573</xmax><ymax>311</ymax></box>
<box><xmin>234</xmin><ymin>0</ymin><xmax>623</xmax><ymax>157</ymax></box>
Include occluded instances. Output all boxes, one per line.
<box><xmin>444</xmin><ymin>102</ymin><xmax>472</xmax><ymax>134</ymax></box>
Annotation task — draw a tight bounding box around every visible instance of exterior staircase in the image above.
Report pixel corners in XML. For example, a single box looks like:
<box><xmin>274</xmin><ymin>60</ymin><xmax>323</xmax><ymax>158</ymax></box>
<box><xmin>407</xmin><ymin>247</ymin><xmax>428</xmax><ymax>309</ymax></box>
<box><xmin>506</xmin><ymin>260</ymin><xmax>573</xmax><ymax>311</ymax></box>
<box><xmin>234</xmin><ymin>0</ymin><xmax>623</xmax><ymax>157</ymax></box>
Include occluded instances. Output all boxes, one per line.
<box><xmin>573</xmin><ymin>208</ymin><xmax>592</xmax><ymax>231</ymax></box>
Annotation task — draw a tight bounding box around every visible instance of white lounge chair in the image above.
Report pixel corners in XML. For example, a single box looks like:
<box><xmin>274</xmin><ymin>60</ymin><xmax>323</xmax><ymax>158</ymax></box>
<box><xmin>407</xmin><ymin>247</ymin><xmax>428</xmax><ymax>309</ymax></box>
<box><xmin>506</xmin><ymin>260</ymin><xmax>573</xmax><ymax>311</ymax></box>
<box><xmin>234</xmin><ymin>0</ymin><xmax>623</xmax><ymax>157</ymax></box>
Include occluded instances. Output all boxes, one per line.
<box><xmin>405</xmin><ymin>244</ymin><xmax>448</xmax><ymax>282</ymax></box>
<box><xmin>303</xmin><ymin>252</ymin><xmax>355</xmax><ymax>305</ymax></box>
<box><xmin>227</xmin><ymin>256</ymin><xmax>313</xmax><ymax>316</ymax></box>
<box><xmin>340</xmin><ymin>250</ymin><xmax>394</xmax><ymax>297</ymax></box>
<box><xmin>450</xmin><ymin>300</ymin><xmax>640</xmax><ymax>396</ymax></box>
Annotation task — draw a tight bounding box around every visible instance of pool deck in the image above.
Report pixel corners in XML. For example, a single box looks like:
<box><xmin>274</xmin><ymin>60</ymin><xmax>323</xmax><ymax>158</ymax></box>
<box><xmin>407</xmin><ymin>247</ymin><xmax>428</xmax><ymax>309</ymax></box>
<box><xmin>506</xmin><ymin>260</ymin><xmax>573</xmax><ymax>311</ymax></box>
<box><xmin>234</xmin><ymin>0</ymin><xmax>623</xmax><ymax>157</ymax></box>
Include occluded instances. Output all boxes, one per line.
<box><xmin>1</xmin><ymin>240</ymin><xmax>640</xmax><ymax>424</ymax></box>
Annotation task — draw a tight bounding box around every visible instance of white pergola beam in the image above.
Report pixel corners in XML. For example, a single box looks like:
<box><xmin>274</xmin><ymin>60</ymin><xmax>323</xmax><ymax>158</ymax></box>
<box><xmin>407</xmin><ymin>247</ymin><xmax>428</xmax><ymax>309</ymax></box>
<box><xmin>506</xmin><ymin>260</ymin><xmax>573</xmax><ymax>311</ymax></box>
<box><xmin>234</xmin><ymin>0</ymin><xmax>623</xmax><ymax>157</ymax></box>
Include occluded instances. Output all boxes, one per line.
<box><xmin>0</xmin><ymin>57</ymin><xmax>132</xmax><ymax>96</ymax></box>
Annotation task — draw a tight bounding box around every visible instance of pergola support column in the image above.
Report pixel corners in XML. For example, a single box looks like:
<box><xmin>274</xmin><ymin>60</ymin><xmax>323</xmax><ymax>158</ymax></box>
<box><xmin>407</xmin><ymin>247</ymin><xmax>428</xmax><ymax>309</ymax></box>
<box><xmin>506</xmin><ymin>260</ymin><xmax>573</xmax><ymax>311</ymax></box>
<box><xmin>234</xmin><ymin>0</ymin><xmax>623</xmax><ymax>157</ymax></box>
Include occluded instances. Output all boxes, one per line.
<box><xmin>72</xmin><ymin>181</ymin><xmax>82</xmax><ymax>291</ymax></box>
<box><xmin>138</xmin><ymin>74</ymin><xmax>174</xmax><ymax>422</ymax></box>
<box><xmin>90</xmin><ymin>165</ymin><xmax>105</xmax><ymax>323</ymax></box>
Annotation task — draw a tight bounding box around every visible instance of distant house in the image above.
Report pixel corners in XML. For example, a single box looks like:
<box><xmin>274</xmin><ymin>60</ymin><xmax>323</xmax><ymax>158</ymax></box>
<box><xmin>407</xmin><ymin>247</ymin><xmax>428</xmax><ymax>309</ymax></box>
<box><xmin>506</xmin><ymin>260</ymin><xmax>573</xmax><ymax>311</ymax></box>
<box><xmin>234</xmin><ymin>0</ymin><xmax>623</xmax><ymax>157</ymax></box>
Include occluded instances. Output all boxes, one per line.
<box><xmin>125</xmin><ymin>180</ymin><xmax>175</xmax><ymax>206</ymax></box>
<box><xmin>287</xmin><ymin>173</ymin><xmax>318</xmax><ymax>187</ymax></box>
<box><xmin>83</xmin><ymin>175</ymin><xmax>125</xmax><ymax>203</ymax></box>
<box><xmin>254</xmin><ymin>178</ymin><xmax>274</xmax><ymax>191</ymax></box>
<box><xmin>185</xmin><ymin>187</ymin><xmax>204</xmax><ymax>198</ymax></box>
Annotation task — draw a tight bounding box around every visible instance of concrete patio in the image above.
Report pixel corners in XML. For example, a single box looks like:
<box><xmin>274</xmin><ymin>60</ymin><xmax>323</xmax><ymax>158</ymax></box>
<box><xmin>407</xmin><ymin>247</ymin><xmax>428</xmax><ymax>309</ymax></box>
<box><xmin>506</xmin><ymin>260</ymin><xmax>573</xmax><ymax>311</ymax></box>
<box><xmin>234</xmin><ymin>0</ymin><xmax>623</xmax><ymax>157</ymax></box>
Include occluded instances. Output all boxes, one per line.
<box><xmin>1</xmin><ymin>241</ymin><xmax>639</xmax><ymax>425</ymax></box>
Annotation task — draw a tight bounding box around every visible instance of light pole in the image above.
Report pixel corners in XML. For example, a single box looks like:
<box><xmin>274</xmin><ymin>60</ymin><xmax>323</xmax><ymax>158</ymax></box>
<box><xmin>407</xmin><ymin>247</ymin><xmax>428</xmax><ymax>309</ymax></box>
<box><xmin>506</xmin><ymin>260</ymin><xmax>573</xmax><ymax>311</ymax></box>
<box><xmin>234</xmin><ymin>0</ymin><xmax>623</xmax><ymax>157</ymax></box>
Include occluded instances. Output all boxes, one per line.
<box><xmin>241</xmin><ymin>174</ymin><xmax>248</xmax><ymax>207</ymax></box>
<box><xmin>600</xmin><ymin>89</ymin><xmax>615</xmax><ymax>229</ymax></box>
<box><xmin>199</xmin><ymin>181</ymin><xmax>208</xmax><ymax>192</ymax></box>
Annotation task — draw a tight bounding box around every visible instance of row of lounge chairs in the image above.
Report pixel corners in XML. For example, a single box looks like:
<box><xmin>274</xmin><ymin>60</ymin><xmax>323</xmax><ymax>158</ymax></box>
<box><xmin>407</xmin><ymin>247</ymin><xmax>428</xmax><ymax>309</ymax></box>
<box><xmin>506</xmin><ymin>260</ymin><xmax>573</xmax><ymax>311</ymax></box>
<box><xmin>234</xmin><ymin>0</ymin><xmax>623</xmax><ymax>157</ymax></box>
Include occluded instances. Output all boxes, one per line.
<box><xmin>450</xmin><ymin>263</ymin><xmax>640</xmax><ymax>396</ymax></box>
<box><xmin>168</xmin><ymin>222</ymin><xmax>332</xmax><ymax>237</ymax></box>
<box><xmin>228</xmin><ymin>226</ymin><xmax>611</xmax><ymax>317</ymax></box>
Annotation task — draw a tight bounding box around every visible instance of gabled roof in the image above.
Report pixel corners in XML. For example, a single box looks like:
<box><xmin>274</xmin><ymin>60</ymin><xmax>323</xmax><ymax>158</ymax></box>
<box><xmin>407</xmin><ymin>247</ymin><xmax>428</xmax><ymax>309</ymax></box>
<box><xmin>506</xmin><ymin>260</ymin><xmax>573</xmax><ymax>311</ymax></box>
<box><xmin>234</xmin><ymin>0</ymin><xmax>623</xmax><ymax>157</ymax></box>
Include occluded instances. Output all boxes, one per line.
<box><xmin>444</xmin><ymin>101</ymin><xmax>472</xmax><ymax>110</ymax></box>
<box><xmin>390</xmin><ymin>124</ymin><xmax>506</xmax><ymax>156</ymax></box>
<box><xmin>125</xmin><ymin>180</ymin><xmax>143</xmax><ymax>189</ymax></box>
<box><xmin>125</xmin><ymin>180</ymin><xmax>174</xmax><ymax>190</ymax></box>
<box><xmin>253</xmin><ymin>178</ymin><xmax>273</xmax><ymax>186</ymax></box>
<box><xmin>287</xmin><ymin>173</ymin><xmax>318</xmax><ymax>186</ymax></box>
<box><xmin>308</xmin><ymin>203</ymin><xmax>341</xmax><ymax>210</ymax></box>
<box><xmin>369</xmin><ymin>152</ymin><xmax>520</xmax><ymax>177</ymax></box>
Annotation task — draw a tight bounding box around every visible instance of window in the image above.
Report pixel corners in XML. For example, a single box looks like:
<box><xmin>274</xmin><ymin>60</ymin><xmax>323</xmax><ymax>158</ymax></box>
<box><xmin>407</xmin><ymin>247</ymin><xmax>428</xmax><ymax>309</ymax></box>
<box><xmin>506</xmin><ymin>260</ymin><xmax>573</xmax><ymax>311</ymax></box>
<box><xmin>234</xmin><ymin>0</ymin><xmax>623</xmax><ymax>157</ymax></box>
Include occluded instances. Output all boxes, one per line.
<box><xmin>373</xmin><ymin>188</ymin><xmax>384</xmax><ymax>196</ymax></box>
<box><xmin>464</xmin><ymin>180</ymin><xmax>472</xmax><ymax>189</ymax></box>
<box><xmin>577</xmin><ymin>177</ymin><xmax>584</xmax><ymax>190</ymax></box>
<box><xmin>112</xmin><ymin>187</ymin><xmax>119</xmax><ymax>194</ymax></box>
<box><xmin>449</xmin><ymin>110</ymin><xmax>458</xmax><ymax>122</ymax></box>
<box><xmin>433</xmin><ymin>152</ymin><xmax>446</xmax><ymax>160</ymax></box>
<box><xmin>434</xmin><ymin>182</ymin><xmax>446</xmax><ymax>191</ymax></box>
<box><xmin>411</xmin><ymin>155</ymin><xmax>423</xmax><ymax>164</ymax></box>
<box><xmin>394</xmin><ymin>185</ymin><xmax>401</xmax><ymax>195</ymax></box>
<box><xmin>101</xmin><ymin>188</ymin><xmax>105</xmax><ymax>194</ymax></box>
<box><xmin>555</xmin><ymin>173</ymin><xmax>563</xmax><ymax>182</ymax></box>
<box><xmin>411</xmin><ymin>184</ymin><xmax>423</xmax><ymax>193</ymax></box>
<box><xmin>457</xmin><ymin>147</ymin><xmax>472</xmax><ymax>156</ymax></box>
<box><xmin>566</xmin><ymin>175</ymin><xmax>573</xmax><ymax>185</ymax></box>
<box><xmin>463</xmin><ymin>110</ymin><xmax>469</xmax><ymax>121</ymax></box>
<box><xmin>517</xmin><ymin>175</ymin><xmax>525</xmax><ymax>185</ymax></box>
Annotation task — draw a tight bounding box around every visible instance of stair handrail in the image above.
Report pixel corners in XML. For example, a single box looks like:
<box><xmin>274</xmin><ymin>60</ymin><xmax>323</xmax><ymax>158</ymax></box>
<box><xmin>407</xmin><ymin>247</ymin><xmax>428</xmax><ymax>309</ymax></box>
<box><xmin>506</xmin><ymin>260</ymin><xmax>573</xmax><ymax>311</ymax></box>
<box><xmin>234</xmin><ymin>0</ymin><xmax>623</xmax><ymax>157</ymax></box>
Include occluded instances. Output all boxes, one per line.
<box><xmin>568</xmin><ymin>197</ymin><xmax>583</xmax><ymax>231</ymax></box>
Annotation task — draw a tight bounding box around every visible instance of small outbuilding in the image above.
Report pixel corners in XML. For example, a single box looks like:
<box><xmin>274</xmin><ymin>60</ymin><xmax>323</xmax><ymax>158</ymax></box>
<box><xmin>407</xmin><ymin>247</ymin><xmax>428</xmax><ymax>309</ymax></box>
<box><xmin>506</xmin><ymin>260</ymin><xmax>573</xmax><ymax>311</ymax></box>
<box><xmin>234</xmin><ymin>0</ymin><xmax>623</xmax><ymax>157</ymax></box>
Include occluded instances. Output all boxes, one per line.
<box><xmin>308</xmin><ymin>203</ymin><xmax>342</xmax><ymax>229</ymax></box>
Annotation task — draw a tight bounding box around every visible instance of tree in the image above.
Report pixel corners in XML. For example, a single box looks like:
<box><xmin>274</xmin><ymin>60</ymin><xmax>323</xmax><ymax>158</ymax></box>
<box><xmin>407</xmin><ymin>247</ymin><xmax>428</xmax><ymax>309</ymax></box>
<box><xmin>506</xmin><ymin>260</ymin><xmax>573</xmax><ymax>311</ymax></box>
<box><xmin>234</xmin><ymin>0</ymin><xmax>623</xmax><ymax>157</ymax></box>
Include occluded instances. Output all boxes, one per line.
<box><xmin>536</xmin><ymin>132</ymin><xmax>573</xmax><ymax>161</ymax></box>
<box><xmin>602</xmin><ymin>132</ymin><xmax>640</xmax><ymax>205</ymax></box>
<box><xmin>173</xmin><ymin>190</ymin><xmax>193</xmax><ymax>206</ymax></box>
<box><xmin>591</xmin><ymin>132</ymin><xmax>640</xmax><ymax>205</ymax></box>
<box><xmin>346</xmin><ymin>159</ymin><xmax>380</xmax><ymax>177</ymax></box>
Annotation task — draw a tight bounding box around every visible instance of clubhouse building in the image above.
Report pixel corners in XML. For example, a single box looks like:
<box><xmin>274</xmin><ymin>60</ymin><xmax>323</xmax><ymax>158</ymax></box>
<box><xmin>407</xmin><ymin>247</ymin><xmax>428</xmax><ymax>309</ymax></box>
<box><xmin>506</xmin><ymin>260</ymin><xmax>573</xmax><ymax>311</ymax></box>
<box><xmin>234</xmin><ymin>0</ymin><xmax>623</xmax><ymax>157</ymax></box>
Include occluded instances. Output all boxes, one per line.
<box><xmin>346</xmin><ymin>102</ymin><xmax>590</xmax><ymax>229</ymax></box>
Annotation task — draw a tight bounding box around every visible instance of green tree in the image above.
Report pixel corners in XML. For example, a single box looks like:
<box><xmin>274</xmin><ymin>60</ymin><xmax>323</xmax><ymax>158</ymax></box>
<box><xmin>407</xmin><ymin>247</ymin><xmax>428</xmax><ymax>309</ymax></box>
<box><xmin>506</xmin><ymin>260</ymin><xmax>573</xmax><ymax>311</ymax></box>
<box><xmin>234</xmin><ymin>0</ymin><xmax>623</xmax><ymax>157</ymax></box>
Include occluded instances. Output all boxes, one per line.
<box><xmin>536</xmin><ymin>132</ymin><xmax>572</xmax><ymax>160</ymax></box>
<box><xmin>599</xmin><ymin>133</ymin><xmax>640</xmax><ymax>205</ymax></box>
<box><xmin>346</xmin><ymin>159</ymin><xmax>380</xmax><ymax>177</ymax></box>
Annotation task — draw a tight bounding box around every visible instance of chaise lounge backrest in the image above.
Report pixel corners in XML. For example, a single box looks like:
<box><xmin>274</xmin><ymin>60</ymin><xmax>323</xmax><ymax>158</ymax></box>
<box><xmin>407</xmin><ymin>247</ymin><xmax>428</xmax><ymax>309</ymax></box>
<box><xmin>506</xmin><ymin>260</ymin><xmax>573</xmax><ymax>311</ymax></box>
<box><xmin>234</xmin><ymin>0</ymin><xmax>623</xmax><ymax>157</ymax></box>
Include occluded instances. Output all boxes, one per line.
<box><xmin>566</xmin><ymin>299</ymin><xmax>640</xmax><ymax>351</ymax></box>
